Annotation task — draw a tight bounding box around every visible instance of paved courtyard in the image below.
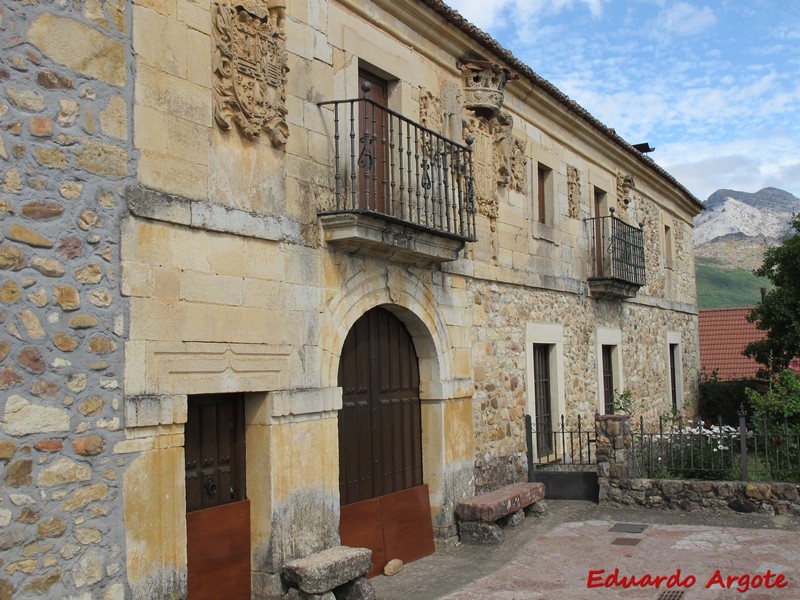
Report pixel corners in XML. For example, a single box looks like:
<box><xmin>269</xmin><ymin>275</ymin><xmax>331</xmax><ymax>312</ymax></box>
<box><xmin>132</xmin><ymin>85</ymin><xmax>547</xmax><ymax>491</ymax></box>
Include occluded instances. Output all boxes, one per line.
<box><xmin>371</xmin><ymin>500</ymin><xmax>800</xmax><ymax>600</ymax></box>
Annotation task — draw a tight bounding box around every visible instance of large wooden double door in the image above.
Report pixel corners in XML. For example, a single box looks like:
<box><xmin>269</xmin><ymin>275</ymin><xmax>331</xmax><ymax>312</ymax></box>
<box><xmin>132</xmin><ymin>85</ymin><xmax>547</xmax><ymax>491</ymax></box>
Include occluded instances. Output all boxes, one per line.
<box><xmin>338</xmin><ymin>307</ymin><xmax>434</xmax><ymax>576</ymax></box>
<box><xmin>338</xmin><ymin>307</ymin><xmax>422</xmax><ymax>502</ymax></box>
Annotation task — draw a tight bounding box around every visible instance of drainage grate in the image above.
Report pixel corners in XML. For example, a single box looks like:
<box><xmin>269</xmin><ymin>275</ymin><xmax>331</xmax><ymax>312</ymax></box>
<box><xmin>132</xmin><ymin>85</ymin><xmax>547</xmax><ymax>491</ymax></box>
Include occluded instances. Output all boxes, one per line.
<box><xmin>654</xmin><ymin>591</ymin><xmax>685</xmax><ymax>600</ymax></box>
<box><xmin>611</xmin><ymin>537</ymin><xmax>641</xmax><ymax>546</ymax></box>
<box><xmin>610</xmin><ymin>523</ymin><xmax>648</xmax><ymax>533</ymax></box>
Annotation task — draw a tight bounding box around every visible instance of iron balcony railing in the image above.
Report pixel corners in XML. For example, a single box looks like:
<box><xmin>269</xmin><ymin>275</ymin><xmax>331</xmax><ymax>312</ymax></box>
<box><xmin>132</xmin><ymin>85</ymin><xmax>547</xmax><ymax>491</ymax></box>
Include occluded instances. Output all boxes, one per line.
<box><xmin>318</xmin><ymin>90</ymin><xmax>477</xmax><ymax>242</ymax></box>
<box><xmin>585</xmin><ymin>208</ymin><xmax>646</xmax><ymax>287</ymax></box>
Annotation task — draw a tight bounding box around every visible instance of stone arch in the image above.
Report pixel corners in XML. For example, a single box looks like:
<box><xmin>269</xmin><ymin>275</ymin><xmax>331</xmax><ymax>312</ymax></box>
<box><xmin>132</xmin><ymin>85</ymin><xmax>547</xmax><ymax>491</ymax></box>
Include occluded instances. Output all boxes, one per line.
<box><xmin>318</xmin><ymin>268</ymin><xmax>454</xmax><ymax>396</ymax></box>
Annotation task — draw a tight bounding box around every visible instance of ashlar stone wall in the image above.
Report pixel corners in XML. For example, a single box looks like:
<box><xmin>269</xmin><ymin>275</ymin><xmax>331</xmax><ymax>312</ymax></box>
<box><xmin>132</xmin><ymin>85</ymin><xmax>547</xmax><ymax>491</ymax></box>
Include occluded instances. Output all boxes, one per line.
<box><xmin>0</xmin><ymin>2</ymin><xmax>132</xmax><ymax>598</ymax></box>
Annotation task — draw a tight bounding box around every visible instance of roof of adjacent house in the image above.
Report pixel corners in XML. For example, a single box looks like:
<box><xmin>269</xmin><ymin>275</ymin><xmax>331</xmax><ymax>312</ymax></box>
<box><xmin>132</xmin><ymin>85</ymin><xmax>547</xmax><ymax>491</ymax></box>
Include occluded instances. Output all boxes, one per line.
<box><xmin>418</xmin><ymin>0</ymin><xmax>704</xmax><ymax>212</ymax></box>
<box><xmin>698</xmin><ymin>308</ymin><xmax>766</xmax><ymax>380</ymax></box>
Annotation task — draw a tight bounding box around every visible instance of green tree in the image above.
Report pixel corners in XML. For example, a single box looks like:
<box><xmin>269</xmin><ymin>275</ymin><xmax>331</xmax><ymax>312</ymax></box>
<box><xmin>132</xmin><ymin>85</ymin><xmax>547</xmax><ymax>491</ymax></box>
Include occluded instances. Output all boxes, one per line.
<box><xmin>744</xmin><ymin>215</ymin><xmax>800</xmax><ymax>373</ymax></box>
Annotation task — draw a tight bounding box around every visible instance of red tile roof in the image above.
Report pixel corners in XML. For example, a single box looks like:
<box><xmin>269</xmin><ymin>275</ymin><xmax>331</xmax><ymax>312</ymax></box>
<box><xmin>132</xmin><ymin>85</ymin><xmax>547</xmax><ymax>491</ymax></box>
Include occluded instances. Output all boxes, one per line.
<box><xmin>699</xmin><ymin>308</ymin><xmax>766</xmax><ymax>380</ymax></box>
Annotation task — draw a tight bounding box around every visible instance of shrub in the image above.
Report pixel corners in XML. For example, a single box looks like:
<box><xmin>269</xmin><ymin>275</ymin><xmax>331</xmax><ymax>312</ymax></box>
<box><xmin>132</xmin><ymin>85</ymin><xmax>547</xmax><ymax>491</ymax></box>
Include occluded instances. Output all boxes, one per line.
<box><xmin>698</xmin><ymin>370</ymin><xmax>765</xmax><ymax>426</ymax></box>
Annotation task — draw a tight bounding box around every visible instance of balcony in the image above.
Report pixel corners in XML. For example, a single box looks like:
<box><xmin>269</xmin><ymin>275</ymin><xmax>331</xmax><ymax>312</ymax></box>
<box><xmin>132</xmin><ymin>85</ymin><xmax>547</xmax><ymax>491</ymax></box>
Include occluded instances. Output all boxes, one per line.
<box><xmin>317</xmin><ymin>91</ymin><xmax>477</xmax><ymax>263</ymax></box>
<box><xmin>585</xmin><ymin>209</ymin><xmax>646</xmax><ymax>299</ymax></box>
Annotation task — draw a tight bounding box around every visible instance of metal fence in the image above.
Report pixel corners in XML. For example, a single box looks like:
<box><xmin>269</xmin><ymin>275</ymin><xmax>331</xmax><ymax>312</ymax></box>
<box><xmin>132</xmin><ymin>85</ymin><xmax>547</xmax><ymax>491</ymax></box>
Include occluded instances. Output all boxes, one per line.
<box><xmin>632</xmin><ymin>413</ymin><xmax>800</xmax><ymax>482</ymax></box>
<box><xmin>526</xmin><ymin>414</ymin><xmax>597</xmax><ymax>471</ymax></box>
<box><xmin>318</xmin><ymin>91</ymin><xmax>477</xmax><ymax>241</ymax></box>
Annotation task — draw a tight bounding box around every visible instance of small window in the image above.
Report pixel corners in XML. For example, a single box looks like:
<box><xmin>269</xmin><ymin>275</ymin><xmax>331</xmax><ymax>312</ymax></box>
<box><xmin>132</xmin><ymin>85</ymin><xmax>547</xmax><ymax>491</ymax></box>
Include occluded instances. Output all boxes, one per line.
<box><xmin>664</xmin><ymin>225</ymin><xmax>674</xmax><ymax>270</ymax></box>
<box><xmin>601</xmin><ymin>345</ymin><xmax>615</xmax><ymax>414</ymax></box>
<box><xmin>537</xmin><ymin>164</ymin><xmax>553</xmax><ymax>225</ymax></box>
<box><xmin>532</xmin><ymin>344</ymin><xmax>554</xmax><ymax>457</ymax></box>
<box><xmin>669</xmin><ymin>343</ymin><xmax>680</xmax><ymax>410</ymax></box>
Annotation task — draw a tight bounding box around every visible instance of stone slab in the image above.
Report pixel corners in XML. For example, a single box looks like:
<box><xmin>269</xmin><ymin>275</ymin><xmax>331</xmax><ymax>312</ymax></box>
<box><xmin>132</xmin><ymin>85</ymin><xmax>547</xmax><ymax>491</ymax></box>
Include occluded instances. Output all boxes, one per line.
<box><xmin>282</xmin><ymin>546</ymin><xmax>371</xmax><ymax>595</ymax></box>
<box><xmin>455</xmin><ymin>482</ymin><xmax>545</xmax><ymax>522</ymax></box>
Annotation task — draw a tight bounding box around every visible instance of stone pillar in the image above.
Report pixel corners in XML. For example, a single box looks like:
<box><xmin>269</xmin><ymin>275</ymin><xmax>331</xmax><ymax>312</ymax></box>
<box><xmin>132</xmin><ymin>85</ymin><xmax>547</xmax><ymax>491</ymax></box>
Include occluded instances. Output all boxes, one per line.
<box><xmin>420</xmin><ymin>380</ymin><xmax>475</xmax><ymax>551</ymax></box>
<box><xmin>119</xmin><ymin>394</ymin><xmax>189</xmax><ymax>600</ymax></box>
<box><xmin>595</xmin><ymin>414</ymin><xmax>632</xmax><ymax>504</ymax></box>
<box><xmin>247</xmin><ymin>388</ymin><xmax>341</xmax><ymax>600</ymax></box>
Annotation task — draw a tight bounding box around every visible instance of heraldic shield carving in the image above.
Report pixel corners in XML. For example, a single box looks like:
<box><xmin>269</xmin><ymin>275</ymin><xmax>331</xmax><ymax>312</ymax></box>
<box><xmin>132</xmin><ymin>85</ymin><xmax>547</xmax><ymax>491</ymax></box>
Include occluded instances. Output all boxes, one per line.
<box><xmin>213</xmin><ymin>2</ymin><xmax>289</xmax><ymax>147</ymax></box>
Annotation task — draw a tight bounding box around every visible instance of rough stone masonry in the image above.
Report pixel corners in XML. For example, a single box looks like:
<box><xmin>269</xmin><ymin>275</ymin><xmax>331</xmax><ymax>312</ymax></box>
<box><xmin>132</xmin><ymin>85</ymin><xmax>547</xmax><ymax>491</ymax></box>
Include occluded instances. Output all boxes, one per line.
<box><xmin>1</xmin><ymin>1</ymin><xmax>133</xmax><ymax>598</ymax></box>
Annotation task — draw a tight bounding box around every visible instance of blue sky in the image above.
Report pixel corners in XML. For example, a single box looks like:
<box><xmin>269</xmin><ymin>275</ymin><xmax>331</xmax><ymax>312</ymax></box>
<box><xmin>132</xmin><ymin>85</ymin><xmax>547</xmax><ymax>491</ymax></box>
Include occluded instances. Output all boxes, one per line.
<box><xmin>445</xmin><ymin>0</ymin><xmax>800</xmax><ymax>202</ymax></box>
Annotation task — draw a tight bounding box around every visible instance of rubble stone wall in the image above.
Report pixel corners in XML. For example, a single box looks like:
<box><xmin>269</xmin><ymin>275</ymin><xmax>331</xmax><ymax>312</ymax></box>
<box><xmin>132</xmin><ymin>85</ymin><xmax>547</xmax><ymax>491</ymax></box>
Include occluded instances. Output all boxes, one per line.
<box><xmin>0</xmin><ymin>2</ymin><xmax>133</xmax><ymax>598</ymax></box>
<box><xmin>597</xmin><ymin>415</ymin><xmax>800</xmax><ymax>516</ymax></box>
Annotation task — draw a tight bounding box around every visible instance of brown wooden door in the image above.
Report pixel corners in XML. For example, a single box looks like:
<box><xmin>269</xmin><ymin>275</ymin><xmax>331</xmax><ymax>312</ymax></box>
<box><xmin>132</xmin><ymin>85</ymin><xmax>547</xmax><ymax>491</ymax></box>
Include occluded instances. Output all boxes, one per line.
<box><xmin>338</xmin><ymin>307</ymin><xmax>433</xmax><ymax>576</ymax></box>
<box><xmin>358</xmin><ymin>71</ymin><xmax>389</xmax><ymax>214</ymax></box>
<box><xmin>185</xmin><ymin>393</ymin><xmax>246</xmax><ymax>511</ymax></box>
<box><xmin>338</xmin><ymin>306</ymin><xmax>422</xmax><ymax>505</ymax></box>
<box><xmin>185</xmin><ymin>393</ymin><xmax>249</xmax><ymax>600</ymax></box>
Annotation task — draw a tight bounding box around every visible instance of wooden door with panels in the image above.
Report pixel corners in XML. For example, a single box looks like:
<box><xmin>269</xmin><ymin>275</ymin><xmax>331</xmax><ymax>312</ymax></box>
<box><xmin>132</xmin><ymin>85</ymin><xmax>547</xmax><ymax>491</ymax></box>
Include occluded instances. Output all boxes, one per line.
<box><xmin>185</xmin><ymin>393</ymin><xmax>250</xmax><ymax>599</ymax></box>
<box><xmin>338</xmin><ymin>307</ymin><xmax>434</xmax><ymax>577</ymax></box>
<box><xmin>358</xmin><ymin>70</ymin><xmax>390</xmax><ymax>215</ymax></box>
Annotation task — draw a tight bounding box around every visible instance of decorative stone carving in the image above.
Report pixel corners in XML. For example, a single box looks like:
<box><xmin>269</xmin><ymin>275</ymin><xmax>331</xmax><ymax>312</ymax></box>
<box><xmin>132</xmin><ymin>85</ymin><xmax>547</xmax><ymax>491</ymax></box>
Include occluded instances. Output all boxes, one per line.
<box><xmin>511</xmin><ymin>136</ymin><xmax>527</xmax><ymax>193</ymax></box>
<box><xmin>567</xmin><ymin>165</ymin><xmax>581</xmax><ymax>218</ymax></box>
<box><xmin>617</xmin><ymin>172</ymin><xmax>635</xmax><ymax>206</ymax></box>
<box><xmin>419</xmin><ymin>88</ymin><xmax>442</xmax><ymax>134</ymax></box>
<box><xmin>441</xmin><ymin>80</ymin><xmax>464</xmax><ymax>143</ymax></box>
<box><xmin>460</xmin><ymin>60</ymin><xmax>516</xmax><ymax>119</ymax></box>
<box><xmin>493</xmin><ymin>112</ymin><xmax>513</xmax><ymax>187</ymax></box>
<box><xmin>213</xmin><ymin>2</ymin><xmax>289</xmax><ymax>146</ymax></box>
<box><xmin>465</xmin><ymin>116</ymin><xmax>497</xmax><ymax>218</ymax></box>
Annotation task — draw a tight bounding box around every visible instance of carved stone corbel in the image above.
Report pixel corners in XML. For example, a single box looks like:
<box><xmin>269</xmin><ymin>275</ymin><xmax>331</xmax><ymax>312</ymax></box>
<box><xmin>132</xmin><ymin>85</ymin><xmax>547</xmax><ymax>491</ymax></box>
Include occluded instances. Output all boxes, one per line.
<box><xmin>459</xmin><ymin>59</ymin><xmax>517</xmax><ymax>119</ymax></box>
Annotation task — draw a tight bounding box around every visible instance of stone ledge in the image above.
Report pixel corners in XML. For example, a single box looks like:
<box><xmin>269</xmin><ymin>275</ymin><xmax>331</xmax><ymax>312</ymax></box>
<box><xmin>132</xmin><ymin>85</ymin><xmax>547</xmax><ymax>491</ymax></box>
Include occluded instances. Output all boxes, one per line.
<box><xmin>126</xmin><ymin>185</ymin><xmax>304</xmax><ymax>244</ymax></box>
<box><xmin>319</xmin><ymin>212</ymin><xmax>466</xmax><ymax>263</ymax></box>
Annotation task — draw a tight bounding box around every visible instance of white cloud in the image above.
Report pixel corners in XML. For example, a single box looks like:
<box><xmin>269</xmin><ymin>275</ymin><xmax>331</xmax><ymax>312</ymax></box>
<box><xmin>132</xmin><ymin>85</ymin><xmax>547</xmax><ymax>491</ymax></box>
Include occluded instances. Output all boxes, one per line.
<box><xmin>658</xmin><ymin>2</ymin><xmax>717</xmax><ymax>36</ymax></box>
<box><xmin>658</xmin><ymin>135</ymin><xmax>800</xmax><ymax>201</ymax></box>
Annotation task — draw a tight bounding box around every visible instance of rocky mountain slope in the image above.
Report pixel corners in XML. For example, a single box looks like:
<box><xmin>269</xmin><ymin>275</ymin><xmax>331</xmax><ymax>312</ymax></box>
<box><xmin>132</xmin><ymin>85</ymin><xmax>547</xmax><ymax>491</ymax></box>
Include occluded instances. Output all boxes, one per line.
<box><xmin>693</xmin><ymin>187</ymin><xmax>800</xmax><ymax>271</ymax></box>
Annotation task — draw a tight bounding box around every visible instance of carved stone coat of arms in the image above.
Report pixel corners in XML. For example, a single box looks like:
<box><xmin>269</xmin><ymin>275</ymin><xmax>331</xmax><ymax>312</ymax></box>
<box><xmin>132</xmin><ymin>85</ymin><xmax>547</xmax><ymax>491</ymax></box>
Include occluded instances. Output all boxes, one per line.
<box><xmin>213</xmin><ymin>3</ymin><xmax>289</xmax><ymax>147</ymax></box>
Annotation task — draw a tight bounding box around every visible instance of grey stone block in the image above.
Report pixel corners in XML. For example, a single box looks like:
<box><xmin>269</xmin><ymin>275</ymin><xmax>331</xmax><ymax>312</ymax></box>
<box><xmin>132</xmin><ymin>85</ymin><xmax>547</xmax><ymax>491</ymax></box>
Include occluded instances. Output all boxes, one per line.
<box><xmin>333</xmin><ymin>576</ymin><xmax>376</xmax><ymax>600</ymax></box>
<box><xmin>283</xmin><ymin>546</ymin><xmax>371</xmax><ymax>595</ymax></box>
<box><xmin>499</xmin><ymin>508</ymin><xmax>525</xmax><ymax>527</ymax></box>
<box><xmin>458</xmin><ymin>521</ymin><xmax>504</xmax><ymax>545</ymax></box>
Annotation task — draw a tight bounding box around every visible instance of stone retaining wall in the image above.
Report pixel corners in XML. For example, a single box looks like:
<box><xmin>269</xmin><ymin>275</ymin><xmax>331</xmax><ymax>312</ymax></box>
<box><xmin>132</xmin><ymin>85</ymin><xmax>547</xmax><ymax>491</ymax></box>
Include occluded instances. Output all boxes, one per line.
<box><xmin>597</xmin><ymin>414</ymin><xmax>800</xmax><ymax>516</ymax></box>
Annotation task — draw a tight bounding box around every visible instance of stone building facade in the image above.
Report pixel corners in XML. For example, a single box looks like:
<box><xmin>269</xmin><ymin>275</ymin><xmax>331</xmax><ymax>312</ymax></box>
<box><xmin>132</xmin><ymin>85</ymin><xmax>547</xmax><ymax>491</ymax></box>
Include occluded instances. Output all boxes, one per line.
<box><xmin>0</xmin><ymin>0</ymin><xmax>703</xmax><ymax>598</ymax></box>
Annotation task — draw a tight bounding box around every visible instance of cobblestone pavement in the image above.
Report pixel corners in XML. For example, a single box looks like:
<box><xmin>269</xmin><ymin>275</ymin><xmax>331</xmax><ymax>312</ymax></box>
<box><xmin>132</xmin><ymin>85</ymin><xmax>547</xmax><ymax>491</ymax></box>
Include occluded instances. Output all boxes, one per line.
<box><xmin>371</xmin><ymin>500</ymin><xmax>800</xmax><ymax>600</ymax></box>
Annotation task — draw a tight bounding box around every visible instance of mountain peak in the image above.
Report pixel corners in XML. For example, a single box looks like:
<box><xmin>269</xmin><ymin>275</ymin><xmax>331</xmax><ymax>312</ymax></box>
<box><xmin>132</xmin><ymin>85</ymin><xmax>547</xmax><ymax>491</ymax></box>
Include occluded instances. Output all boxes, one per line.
<box><xmin>694</xmin><ymin>187</ymin><xmax>800</xmax><ymax>246</ymax></box>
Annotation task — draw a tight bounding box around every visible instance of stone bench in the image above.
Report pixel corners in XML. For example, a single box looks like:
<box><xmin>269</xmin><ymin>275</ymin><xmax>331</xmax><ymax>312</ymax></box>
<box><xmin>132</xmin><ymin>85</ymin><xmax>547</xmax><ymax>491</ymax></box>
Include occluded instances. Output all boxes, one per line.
<box><xmin>282</xmin><ymin>546</ymin><xmax>375</xmax><ymax>599</ymax></box>
<box><xmin>455</xmin><ymin>482</ymin><xmax>546</xmax><ymax>545</ymax></box>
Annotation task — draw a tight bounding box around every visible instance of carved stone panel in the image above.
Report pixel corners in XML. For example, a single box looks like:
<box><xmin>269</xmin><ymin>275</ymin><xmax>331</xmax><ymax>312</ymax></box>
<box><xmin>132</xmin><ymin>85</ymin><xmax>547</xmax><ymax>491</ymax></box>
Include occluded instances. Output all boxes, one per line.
<box><xmin>213</xmin><ymin>2</ymin><xmax>289</xmax><ymax>146</ymax></box>
<box><xmin>419</xmin><ymin>88</ymin><xmax>443</xmax><ymax>134</ymax></box>
<box><xmin>510</xmin><ymin>136</ymin><xmax>527</xmax><ymax>193</ymax></box>
<box><xmin>466</xmin><ymin>116</ymin><xmax>497</xmax><ymax>219</ymax></box>
<box><xmin>567</xmin><ymin>165</ymin><xmax>581</xmax><ymax>219</ymax></box>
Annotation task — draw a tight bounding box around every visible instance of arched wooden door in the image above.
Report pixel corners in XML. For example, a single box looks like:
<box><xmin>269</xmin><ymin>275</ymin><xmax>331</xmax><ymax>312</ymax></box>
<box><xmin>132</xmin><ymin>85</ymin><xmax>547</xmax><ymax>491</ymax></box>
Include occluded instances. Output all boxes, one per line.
<box><xmin>338</xmin><ymin>306</ymin><xmax>434</xmax><ymax>576</ymax></box>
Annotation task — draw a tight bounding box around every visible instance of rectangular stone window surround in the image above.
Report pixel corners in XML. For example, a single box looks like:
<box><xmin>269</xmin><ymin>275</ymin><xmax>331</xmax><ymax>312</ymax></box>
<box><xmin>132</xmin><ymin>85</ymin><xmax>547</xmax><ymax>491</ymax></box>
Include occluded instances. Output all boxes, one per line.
<box><xmin>528</xmin><ymin>154</ymin><xmax>559</xmax><ymax>244</ymax></box>
<box><xmin>525</xmin><ymin>323</ymin><xmax>566</xmax><ymax>461</ymax></box>
<box><xmin>666</xmin><ymin>331</ymin><xmax>683</xmax><ymax>411</ymax></box>
<box><xmin>595</xmin><ymin>327</ymin><xmax>623</xmax><ymax>416</ymax></box>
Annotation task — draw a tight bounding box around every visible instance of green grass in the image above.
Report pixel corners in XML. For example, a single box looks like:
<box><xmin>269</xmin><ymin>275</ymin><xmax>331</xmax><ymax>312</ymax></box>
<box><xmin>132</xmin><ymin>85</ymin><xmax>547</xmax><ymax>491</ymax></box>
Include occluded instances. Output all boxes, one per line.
<box><xmin>696</xmin><ymin>261</ymin><xmax>772</xmax><ymax>309</ymax></box>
